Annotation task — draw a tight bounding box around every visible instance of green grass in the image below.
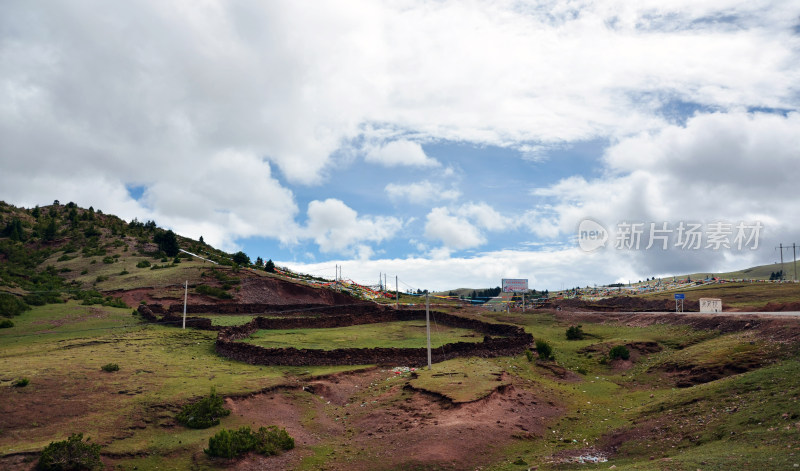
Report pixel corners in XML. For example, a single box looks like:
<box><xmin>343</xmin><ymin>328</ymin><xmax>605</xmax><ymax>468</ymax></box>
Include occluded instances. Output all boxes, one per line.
<box><xmin>408</xmin><ymin>357</ymin><xmax>508</xmax><ymax>402</ymax></box>
<box><xmin>636</xmin><ymin>281</ymin><xmax>800</xmax><ymax>309</ymax></box>
<box><xmin>240</xmin><ymin>320</ymin><xmax>485</xmax><ymax>350</ymax></box>
<box><xmin>0</xmin><ymin>302</ymin><xmax>368</xmax><ymax>457</ymax></box>
<box><xmin>197</xmin><ymin>314</ymin><xmax>258</xmax><ymax>326</ymax></box>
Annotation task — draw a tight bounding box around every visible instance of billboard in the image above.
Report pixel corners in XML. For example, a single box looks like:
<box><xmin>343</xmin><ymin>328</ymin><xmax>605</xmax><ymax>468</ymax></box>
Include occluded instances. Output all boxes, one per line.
<box><xmin>502</xmin><ymin>278</ymin><xmax>528</xmax><ymax>293</ymax></box>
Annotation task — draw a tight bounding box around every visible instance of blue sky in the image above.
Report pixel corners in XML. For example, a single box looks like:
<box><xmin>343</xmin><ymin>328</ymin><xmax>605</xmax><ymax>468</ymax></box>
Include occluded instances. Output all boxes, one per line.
<box><xmin>2</xmin><ymin>1</ymin><xmax>800</xmax><ymax>291</ymax></box>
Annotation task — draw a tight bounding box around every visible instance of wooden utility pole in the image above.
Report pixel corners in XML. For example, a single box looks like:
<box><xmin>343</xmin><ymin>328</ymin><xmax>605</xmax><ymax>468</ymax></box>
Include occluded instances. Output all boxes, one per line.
<box><xmin>182</xmin><ymin>280</ymin><xmax>188</xmax><ymax>329</ymax></box>
<box><xmin>426</xmin><ymin>292</ymin><xmax>432</xmax><ymax>370</ymax></box>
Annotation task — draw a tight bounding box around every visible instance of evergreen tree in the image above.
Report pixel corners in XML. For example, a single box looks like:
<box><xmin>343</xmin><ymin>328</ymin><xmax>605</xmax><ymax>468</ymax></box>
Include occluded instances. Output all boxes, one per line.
<box><xmin>232</xmin><ymin>251</ymin><xmax>251</xmax><ymax>266</ymax></box>
<box><xmin>264</xmin><ymin>259</ymin><xmax>275</xmax><ymax>273</ymax></box>
<box><xmin>154</xmin><ymin>230</ymin><xmax>179</xmax><ymax>257</ymax></box>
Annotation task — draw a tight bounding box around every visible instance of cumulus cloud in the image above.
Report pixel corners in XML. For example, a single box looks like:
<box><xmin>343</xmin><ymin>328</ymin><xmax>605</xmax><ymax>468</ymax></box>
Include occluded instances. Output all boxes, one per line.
<box><xmin>365</xmin><ymin>140</ymin><xmax>439</xmax><ymax>167</ymax></box>
<box><xmin>424</xmin><ymin>207</ymin><xmax>486</xmax><ymax>251</ymax></box>
<box><xmin>305</xmin><ymin>198</ymin><xmax>402</xmax><ymax>257</ymax></box>
<box><xmin>280</xmin><ymin>246</ymin><xmax>624</xmax><ymax>292</ymax></box>
<box><xmin>385</xmin><ymin>180</ymin><xmax>460</xmax><ymax>205</ymax></box>
<box><xmin>454</xmin><ymin>202</ymin><xmax>514</xmax><ymax>231</ymax></box>
<box><xmin>2</xmin><ymin>0</ymin><xmax>800</xmax><ymax>285</ymax></box>
<box><xmin>531</xmin><ymin>111</ymin><xmax>800</xmax><ymax>275</ymax></box>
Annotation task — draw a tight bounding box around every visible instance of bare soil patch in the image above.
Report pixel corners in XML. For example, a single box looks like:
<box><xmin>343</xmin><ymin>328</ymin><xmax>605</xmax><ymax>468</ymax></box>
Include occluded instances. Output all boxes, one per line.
<box><xmin>226</xmin><ymin>368</ymin><xmax>562</xmax><ymax>470</ymax></box>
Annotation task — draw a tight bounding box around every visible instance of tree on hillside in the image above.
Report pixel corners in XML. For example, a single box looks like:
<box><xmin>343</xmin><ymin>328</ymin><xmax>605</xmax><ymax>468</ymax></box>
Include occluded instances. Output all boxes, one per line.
<box><xmin>2</xmin><ymin>218</ymin><xmax>25</xmax><ymax>241</ymax></box>
<box><xmin>264</xmin><ymin>259</ymin><xmax>275</xmax><ymax>273</ymax></box>
<box><xmin>232</xmin><ymin>251</ymin><xmax>250</xmax><ymax>266</ymax></box>
<box><xmin>154</xmin><ymin>230</ymin><xmax>179</xmax><ymax>257</ymax></box>
<box><xmin>42</xmin><ymin>218</ymin><xmax>57</xmax><ymax>241</ymax></box>
<box><xmin>255</xmin><ymin>256</ymin><xmax>263</xmax><ymax>267</ymax></box>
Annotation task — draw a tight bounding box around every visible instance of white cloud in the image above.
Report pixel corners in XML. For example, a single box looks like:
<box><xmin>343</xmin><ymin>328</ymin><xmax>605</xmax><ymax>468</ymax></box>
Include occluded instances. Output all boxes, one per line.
<box><xmin>305</xmin><ymin>198</ymin><xmax>402</xmax><ymax>256</ymax></box>
<box><xmin>424</xmin><ymin>207</ymin><xmax>486</xmax><ymax>250</ymax></box>
<box><xmin>365</xmin><ymin>140</ymin><xmax>439</xmax><ymax>167</ymax></box>
<box><xmin>280</xmin><ymin>247</ymin><xmax>628</xmax><ymax>292</ymax></box>
<box><xmin>2</xmin><ymin>0</ymin><xmax>800</xmax><ymax>279</ymax></box>
<box><xmin>385</xmin><ymin>180</ymin><xmax>460</xmax><ymax>205</ymax></box>
<box><xmin>455</xmin><ymin>202</ymin><xmax>513</xmax><ymax>231</ymax></box>
<box><xmin>530</xmin><ymin>111</ymin><xmax>800</xmax><ymax>276</ymax></box>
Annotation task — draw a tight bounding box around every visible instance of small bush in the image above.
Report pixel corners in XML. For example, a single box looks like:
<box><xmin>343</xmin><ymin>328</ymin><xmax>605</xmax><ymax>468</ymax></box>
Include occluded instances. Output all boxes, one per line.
<box><xmin>524</xmin><ymin>349</ymin><xmax>534</xmax><ymax>362</ymax></box>
<box><xmin>101</xmin><ymin>363</ymin><xmax>119</xmax><ymax>372</ymax></box>
<box><xmin>566</xmin><ymin>325</ymin><xmax>585</xmax><ymax>340</ymax></box>
<box><xmin>38</xmin><ymin>433</ymin><xmax>102</xmax><ymax>471</ymax></box>
<box><xmin>608</xmin><ymin>345</ymin><xmax>630</xmax><ymax>361</ymax></box>
<box><xmin>176</xmin><ymin>388</ymin><xmax>231</xmax><ymax>429</ymax></box>
<box><xmin>13</xmin><ymin>378</ymin><xmax>29</xmax><ymax>387</ymax></box>
<box><xmin>205</xmin><ymin>426</ymin><xmax>294</xmax><ymax>459</ymax></box>
<box><xmin>0</xmin><ymin>319</ymin><xmax>14</xmax><ymax>328</ymax></box>
<box><xmin>535</xmin><ymin>339</ymin><xmax>554</xmax><ymax>361</ymax></box>
<box><xmin>119</xmin><ymin>270</ymin><xmax>129</xmax><ymax>275</ymax></box>
<box><xmin>102</xmin><ymin>256</ymin><xmax>115</xmax><ymax>264</ymax></box>
<box><xmin>576</xmin><ymin>367</ymin><xmax>588</xmax><ymax>375</ymax></box>
<box><xmin>254</xmin><ymin>426</ymin><xmax>295</xmax><ymax>456</ymax></box>
<box><xmin>195</xmin><ymin>284</ymin><xmax>233</xmax><ymax>300</ymax></box>
<box><xmin>80</xmin><ymin>269</ymin><xmax>88</xmax><ymax>275</ymax></box>
<box><xmin>0</xmin><ymin>292</ymin><xmax>30</xmax><ymax>317</ymax></box>
<box><xmin>95</xmin><ymin>275</ymin><xmax>108</xmax><ymax>283</ymax></box>
<box><xmin>136</xmin><ymin>260</ymin><xmax>151</xmax><ymax>268</ymax></box>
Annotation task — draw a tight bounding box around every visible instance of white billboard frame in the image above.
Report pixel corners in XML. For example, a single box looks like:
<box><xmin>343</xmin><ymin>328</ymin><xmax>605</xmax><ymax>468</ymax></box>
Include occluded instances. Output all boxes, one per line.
<box><xmin>502</xmin><ymin>278</ymin><xmax>528</xmax><ymax>293</ymax></box>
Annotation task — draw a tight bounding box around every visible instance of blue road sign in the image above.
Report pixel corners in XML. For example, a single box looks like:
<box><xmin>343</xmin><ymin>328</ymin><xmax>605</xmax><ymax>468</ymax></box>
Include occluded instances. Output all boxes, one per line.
<box><xmin>674</xmin><ymin>293</ymin><xmax>685</xmax><ymax>300</ymax></box>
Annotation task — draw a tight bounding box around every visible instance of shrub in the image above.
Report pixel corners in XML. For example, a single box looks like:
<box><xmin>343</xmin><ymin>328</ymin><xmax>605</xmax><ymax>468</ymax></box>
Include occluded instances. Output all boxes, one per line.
<box><xmin>95</xmin><ymin>275</ymin><xmax>108</xmax><ymax>283</ymax></box>
<box><xmin>0</xmin><ymin>319</ymin><xmax>14</xmax><ymax>328</ymax></box>
<box><xmin>102</xmin><ymin>256</ymin><xmax>115</xmax><ymax>264</ymax></box>
<box><xmin>195</xmin><ymin>284</ymin><xmax>233</xmax><ymax>300</ymax></box>
<box><xmin>254</xmin><ymin>425</ymin><xmax>295</xmax><ymax>456</ymax></box>
<box><xmin>24</xmin><ymin>294</ymin><xmax>48</xmax><ymax>306</ymax></box>
<box><xmin>205</xmin><ymin>426</ymin><xmax>294</xmax><ymax>459</ymax></box>
<box><xmin>101</xmin><ymin>363</ymin><xmax>119</xmax><ymax>372</ymax></box>
<box><xmin>119</xmin><ymin>270</ymin><xmax>129</xmax><ymax>275</ymax></box>
<box><xmin>566</xmin><ymin>325</ymin><xmax>585</xmax><ymax>340</ymax></box>
<box><xmin>535</xmin><ymin>339</ymin><xmax>554</xmax><ymax>361</ymax></box>
<box><xmin>176</xmin><ymin>388</ymin><xmax>231</xmax><ymax>429</ymax></box>
<box><xmin>608</xmin><ymin>345</ymin><xmax>630</xmax><ymax>361</ymax></box>
<box><xmin>102</xmin><ymin>297</ymin><xmax>128</xmax><ymax>309</ymax></box>
<box><xmin>205</xmin><ymin>427</ymin><xmax>257</xmax><ymax>459</ymax></box>
<box><xmin>13</xmin><ymin>378</ymin><xmax>29</xmax><ymax>387</ymax></box>
<box><xmin>524</xmin><ymin>349</ymin><xmax>534</xmax><ymax>362</ymax></box>
<box><xmin>38</xmin><ymin>433</ymin><xmax>102</xmax><ymax>471</ymax></box>
<box><xmin>80</xmin><ymin>269</ymin><xmax>88</xmax><ymax>275</ymax></box>
<box><xmin>136</xmin><ymin>260</ymin><xmax>151</xmax><ymax>268</ymax></box>
<box><xmin>0</xmin><ymin>292</ymin><xmax>30</xmax><ymax>317</ymax></box>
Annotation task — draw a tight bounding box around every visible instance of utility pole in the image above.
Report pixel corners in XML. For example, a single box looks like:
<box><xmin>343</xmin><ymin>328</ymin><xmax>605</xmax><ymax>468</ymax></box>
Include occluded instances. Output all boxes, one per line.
<box><xmin>395</xmin><ymin>275</ymin><xmax>399</xmax><ymax>310</ymax></box>
<box><xmin>426</xmin><ymin>292</ymin><xmax>432</xmax><ymax>370</ymax></box>
<box><xmin>776</xmin><ymin>244</ymin><xmax>799</xmax><ymax>281</ymax></box>
<box><xmin>182</xmin><ymin>280</ymin><xmax>188</xmax><ymax>329</ymax></box>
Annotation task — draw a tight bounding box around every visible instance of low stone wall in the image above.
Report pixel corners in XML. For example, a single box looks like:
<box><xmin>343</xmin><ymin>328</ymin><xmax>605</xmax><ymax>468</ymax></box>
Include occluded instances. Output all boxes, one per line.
<box><xmin>161</xmin><ymin>302</ymin><xmax>376</xmax><ymax>315</ymax></box>
<box><xmin>138</xmin><ymin>303</ymin><xmax>533</xmax><ymax>366</ymax></box>
<box><xmin>137</xmin><ymin>304</ymin><xmax>220</xmax><ymax>330</ymax></box>
<box><xmin>215</xmin><ymin>309</ymin><xmax>533</xmax><ymax>367</ymax></box>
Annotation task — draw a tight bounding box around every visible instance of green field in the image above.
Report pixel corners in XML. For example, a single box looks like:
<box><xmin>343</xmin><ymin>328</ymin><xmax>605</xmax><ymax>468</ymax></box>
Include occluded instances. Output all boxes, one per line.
<box><xmin>240</xmin><ymin>320</ymin><xmax>484</xmax><ymax>350</ymax></box>
<box><xmin>636</xmin><ymin>281</ymin><xmax>800</xmax><ymax>309</ymax></box>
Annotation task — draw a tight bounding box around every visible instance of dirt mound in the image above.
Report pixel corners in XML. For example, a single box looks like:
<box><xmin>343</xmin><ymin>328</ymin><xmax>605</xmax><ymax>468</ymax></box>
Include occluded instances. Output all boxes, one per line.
<box><xmin>228</xmin><ymin>369</ymin><xmax>563</xmax><ymax>470</ymax></box>
<box><xmin>579</xmin><ymin>341</ymin><xmax>662</xmax><ymax>361</ymax></box>
<box><xmin>758</xmin><ymin>301</ymin><xmax>800</xmax><ymax>312</ymax></box>
<box><xmin>554</xmin><ymin>311</ymin><xmax>800</xmax><ymax>343</ymax></box>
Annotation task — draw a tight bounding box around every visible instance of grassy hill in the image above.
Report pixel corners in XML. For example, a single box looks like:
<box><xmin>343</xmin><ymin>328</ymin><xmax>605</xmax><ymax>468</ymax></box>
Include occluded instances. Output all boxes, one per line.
<box><xmin>3</xmin><ymin>201</ymin><xmax>800</xmax><ymax>470</ymax></box>
<box><xmin>684</xmin><ymin>261</ymin><xmax>798</xmax><ymax>282</ymax></box>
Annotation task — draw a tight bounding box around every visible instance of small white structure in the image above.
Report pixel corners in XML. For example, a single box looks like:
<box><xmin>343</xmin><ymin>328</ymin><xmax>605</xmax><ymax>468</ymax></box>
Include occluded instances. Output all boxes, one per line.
<box><xmin>699</xmin><ymin>298</ymin><xmax>722</xmax><ymax>313</ymax></box>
